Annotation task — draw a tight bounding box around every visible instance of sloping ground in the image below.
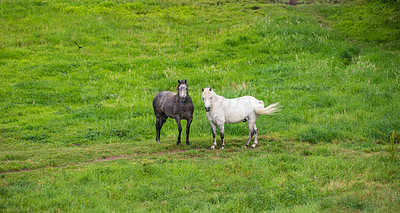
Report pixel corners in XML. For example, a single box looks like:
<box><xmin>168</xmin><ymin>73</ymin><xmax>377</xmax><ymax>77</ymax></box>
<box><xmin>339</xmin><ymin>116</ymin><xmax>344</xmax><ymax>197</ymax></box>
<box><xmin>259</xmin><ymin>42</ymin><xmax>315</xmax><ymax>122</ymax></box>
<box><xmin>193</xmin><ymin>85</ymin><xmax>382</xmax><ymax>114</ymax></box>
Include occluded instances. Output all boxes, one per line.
<box><xmin>0</xmin><ymin>0</ymin><xmax>399</xmax><ymax>212</ymax></box>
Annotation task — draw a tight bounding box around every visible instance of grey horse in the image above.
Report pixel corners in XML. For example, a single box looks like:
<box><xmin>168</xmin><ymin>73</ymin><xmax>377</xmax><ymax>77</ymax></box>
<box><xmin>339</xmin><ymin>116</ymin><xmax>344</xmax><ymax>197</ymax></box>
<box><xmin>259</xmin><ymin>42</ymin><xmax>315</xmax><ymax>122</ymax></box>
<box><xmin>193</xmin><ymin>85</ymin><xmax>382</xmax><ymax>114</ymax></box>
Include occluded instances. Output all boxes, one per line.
<box><xmin>152</xmin><ymin>80</ymin><xmax>194</xmax><ymax>145</ymax></box>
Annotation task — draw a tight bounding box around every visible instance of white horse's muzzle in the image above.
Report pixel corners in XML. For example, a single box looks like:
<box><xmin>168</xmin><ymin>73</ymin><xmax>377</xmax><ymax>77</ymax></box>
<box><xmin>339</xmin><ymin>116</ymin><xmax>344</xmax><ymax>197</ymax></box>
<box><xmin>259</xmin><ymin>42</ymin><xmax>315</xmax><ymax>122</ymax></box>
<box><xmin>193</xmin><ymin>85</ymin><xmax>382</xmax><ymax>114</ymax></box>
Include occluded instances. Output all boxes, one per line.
<box><xmin>203</xmin><ymin>100</ymin><xmax>211</xmax><ymax>112</ymax></box>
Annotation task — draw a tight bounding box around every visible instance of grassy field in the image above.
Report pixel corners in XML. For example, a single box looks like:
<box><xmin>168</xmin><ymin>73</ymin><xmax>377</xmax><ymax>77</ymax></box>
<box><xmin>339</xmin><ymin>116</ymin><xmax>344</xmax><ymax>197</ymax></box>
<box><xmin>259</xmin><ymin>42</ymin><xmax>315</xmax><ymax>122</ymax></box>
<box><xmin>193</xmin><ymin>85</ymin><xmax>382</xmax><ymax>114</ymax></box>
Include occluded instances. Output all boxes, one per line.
<box><xmin>1</xmin><ymin>0</ymin><xmax>399</xmax><ymax>212</ymax></box>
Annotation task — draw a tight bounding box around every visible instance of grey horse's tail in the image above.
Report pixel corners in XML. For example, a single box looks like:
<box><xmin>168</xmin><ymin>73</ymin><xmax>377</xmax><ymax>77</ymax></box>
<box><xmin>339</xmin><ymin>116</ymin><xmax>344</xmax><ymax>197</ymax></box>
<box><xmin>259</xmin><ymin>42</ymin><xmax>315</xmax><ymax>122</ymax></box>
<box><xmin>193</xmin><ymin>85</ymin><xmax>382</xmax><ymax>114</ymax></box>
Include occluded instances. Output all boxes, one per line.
<box><xmin>254</xmin><ymin>102</ymin><xmax>280</xmax><ymax>115</ymax></box>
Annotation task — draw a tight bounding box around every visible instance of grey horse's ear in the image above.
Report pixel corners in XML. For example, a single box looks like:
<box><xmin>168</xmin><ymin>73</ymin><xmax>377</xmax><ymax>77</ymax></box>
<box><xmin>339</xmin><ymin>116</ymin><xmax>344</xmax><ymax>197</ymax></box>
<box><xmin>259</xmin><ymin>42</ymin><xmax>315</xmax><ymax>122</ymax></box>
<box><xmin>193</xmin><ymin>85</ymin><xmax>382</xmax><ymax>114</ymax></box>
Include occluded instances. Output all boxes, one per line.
<box><xmin>184</xmin><ymin>80</ymin><xmax>187</xmax><ymax>84</ymax></box>
<box><xmin>210</xmin><ymin>87</ymin><xmax>212</xmax><ymax>91</ymax></box>
<box><xmin>202</xmin><ymin>88</ymin><xmax>204</xmax><ymax>91</ymax></box>
<box><xmin>178</xmin><ymin>80</ymin><xmax>181</xmax><ymax>84</ymax></box>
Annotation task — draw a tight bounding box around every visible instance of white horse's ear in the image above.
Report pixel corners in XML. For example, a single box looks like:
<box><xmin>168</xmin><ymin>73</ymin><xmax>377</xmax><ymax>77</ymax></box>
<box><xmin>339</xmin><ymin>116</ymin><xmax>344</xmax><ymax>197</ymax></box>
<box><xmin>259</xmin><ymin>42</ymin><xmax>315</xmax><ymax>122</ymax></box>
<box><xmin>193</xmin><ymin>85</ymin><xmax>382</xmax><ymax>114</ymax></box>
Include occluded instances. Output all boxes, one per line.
<box><xmin>202</xmin><ymin>88</ymin><xmax>204</xmax><ymax>92</ymax></box>
<box><xmin>178</xmin><ymin>80</ymin><xmax>181</xmax><ymax>84</ymax></box>
<box><xmin>210</xmin><ymin>87</ymin><xmax>212</xmax><ymax>91</ymax></box>
<box><xmin>184</xmin><ymin>80</ymin><xmax>187</xmax><ymax>84</ymax></box>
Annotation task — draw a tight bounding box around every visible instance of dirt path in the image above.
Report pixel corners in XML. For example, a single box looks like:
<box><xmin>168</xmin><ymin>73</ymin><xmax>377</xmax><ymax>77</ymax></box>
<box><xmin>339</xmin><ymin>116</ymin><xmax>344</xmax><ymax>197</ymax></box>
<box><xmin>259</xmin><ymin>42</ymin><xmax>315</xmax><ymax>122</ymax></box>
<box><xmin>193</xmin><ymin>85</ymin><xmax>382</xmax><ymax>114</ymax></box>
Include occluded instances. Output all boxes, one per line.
<box><xmin>0</xmin><ymin>149</ymin><xmax>194</xmax><ymax>175</ymax></box>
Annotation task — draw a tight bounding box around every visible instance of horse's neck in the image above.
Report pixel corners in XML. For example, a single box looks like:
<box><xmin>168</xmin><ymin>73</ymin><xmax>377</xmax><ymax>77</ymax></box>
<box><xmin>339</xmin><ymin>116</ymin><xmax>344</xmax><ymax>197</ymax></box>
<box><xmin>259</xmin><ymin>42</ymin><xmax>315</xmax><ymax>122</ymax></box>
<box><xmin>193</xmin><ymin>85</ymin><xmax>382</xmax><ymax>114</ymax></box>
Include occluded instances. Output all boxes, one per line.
<box><xmin>215</xmin><ymin>93</ymin><xmax>225</xmax><ymax>100</ymax></box>
<box><xmin>177</xmin><ymin>94</ymin><xmax>191</xmax><ymax>105</ymax></box>
<box><xmin>212</xmin><ymin>93</ymin><xmax>225</xmax><ymax>107</ymax></box>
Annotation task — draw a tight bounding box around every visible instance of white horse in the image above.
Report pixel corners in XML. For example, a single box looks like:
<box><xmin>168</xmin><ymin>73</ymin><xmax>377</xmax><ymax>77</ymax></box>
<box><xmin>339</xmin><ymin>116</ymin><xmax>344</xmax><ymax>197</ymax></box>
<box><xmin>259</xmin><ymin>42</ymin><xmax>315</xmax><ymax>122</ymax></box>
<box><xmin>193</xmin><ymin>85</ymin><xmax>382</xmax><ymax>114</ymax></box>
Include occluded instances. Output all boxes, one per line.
<box><xmin>201</xmin><ymin>88</ymin><xmax>279</xmax><ymax>149</ymax></box>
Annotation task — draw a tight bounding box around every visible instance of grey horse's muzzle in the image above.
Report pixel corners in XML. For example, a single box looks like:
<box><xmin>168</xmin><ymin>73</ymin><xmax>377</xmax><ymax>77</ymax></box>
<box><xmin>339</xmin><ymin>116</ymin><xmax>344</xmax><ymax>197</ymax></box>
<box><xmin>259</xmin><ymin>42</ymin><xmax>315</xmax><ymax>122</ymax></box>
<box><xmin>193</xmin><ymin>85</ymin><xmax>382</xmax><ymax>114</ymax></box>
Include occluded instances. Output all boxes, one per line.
<box><xmin>205</xmin><ymin>107</ymin><xmax>210</xmax><ymax>112</ymax></box>
<box><xmin>179</xmin><ymin>97</ymin><xmax>187</xmax><ymax>102</ymax></box>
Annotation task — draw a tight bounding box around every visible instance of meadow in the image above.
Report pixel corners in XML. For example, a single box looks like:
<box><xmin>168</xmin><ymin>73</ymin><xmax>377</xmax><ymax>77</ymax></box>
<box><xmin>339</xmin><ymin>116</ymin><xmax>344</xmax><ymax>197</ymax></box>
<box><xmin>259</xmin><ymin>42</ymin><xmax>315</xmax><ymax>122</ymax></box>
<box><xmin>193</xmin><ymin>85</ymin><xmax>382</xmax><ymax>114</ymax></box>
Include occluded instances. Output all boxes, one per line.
<box><xmin>1</xmin><ymin>0</ymin><xmax>399</xmax><ymax>212</ymax></box>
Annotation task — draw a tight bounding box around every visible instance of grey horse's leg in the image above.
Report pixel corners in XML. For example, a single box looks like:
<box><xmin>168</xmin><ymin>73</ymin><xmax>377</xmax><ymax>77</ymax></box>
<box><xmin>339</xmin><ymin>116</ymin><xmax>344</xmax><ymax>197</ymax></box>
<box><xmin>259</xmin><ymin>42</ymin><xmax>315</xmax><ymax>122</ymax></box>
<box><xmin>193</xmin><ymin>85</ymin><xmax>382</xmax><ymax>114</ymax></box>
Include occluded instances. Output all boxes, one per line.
<box><xmin>185</xmin><ymin>118</ymin><xmax>192</xmax><ymax>145</ymax></box>
<box><xmin>176</xmin><ymin>118</ymin><xmax>182</xmax><ymax>145</ymax></box>
<box><xmin>155</xmin><ymin>114</ymin><xmax>168</xmax><ymax>143</ymax></box>
<box><xmin>209</xmin><ymin>122</ymin><xmax>217</xmax><ymax>150</ymax></box>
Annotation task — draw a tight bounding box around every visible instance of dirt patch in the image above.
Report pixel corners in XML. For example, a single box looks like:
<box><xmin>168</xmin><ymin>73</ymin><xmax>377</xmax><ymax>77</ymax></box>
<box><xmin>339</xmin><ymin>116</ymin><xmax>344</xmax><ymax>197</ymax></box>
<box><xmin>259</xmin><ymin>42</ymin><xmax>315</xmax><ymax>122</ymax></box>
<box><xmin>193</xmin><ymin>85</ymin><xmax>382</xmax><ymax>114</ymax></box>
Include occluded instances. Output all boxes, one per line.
<box><xmin>94</xmin><ymin>156</ymin><xmax>128</xmax><ymax>162</ymax></box>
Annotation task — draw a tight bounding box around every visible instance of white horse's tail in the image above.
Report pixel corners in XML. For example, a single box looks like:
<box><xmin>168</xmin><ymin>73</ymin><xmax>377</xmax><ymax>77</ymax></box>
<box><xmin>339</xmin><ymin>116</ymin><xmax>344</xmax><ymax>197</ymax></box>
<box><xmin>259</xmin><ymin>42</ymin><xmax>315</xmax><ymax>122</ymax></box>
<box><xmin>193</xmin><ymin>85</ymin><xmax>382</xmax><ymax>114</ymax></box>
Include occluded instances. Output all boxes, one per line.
<box><xmin>255</xmin><ymin>102</ymin><xmax>280</xmax><ymax>115</ymax></box>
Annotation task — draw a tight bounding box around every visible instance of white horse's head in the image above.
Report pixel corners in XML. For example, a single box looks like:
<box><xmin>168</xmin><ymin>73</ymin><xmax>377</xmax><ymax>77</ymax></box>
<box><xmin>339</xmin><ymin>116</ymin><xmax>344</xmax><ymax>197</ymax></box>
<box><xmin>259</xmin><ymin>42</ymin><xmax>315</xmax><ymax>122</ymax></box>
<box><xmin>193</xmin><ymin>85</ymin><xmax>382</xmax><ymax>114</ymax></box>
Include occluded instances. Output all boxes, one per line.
<box><xmin>177</xmin><ymin>80</ymin><xmax>188</xmax><ymax>102</ymax></box>
<box><xmin>201</xmin><ymin>87</ymin><xmax>214</xmax><ymax>112</ymax></box>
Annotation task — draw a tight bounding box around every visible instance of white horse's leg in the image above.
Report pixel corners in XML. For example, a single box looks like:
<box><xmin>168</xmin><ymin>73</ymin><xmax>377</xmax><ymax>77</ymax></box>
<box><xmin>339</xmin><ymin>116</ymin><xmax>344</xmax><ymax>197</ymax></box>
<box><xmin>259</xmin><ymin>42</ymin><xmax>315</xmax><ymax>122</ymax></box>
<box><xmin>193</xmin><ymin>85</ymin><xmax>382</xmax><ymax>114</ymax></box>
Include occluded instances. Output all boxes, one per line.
<box><xmin>210</xmin><ymin>122</ymin><xmax>217</xmax><ymax>150</ymax></box>
<box><xmin>218</xmin><ymin>123</ymin><xmax>225</xmax><ymax>149</ymax></box>
<box><xmin>245</xmin><ymin>118</ymin><xmax>256</xmax><ymax>148</ymax></box>
<box><xmin>245</xmin><ymin>126</ymin><xmax>253</xmax><ymax>148</ymax></box>
<box><xmin>251</xmin><ymin>124</ymin><xmax>259</xmax><ymax>148</ymax></box>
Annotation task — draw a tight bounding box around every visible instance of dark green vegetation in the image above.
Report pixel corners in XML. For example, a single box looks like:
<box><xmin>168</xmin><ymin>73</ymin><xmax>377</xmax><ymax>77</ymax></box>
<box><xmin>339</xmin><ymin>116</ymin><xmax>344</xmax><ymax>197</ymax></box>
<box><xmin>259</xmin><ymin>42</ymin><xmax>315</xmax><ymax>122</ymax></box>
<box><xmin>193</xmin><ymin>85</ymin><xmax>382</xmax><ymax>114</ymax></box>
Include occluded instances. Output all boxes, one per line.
<box><xmin>1</xmin><ymin>0</ymin><xmax>399</xmax><ymax>212</ymax></box>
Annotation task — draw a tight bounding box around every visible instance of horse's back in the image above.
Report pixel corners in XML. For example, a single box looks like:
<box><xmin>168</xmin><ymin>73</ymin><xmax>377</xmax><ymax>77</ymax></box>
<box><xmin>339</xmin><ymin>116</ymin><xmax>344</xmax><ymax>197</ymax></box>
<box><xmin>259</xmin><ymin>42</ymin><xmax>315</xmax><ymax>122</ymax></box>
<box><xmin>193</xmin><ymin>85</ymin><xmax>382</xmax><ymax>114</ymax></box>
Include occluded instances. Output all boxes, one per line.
<box><xmin>153</xmin><ymin>91</ymin><xmax>176</xmax><ymax>112</ymax></box>
<box><xmin>216</xmin><ymin>96</ymin><xmax>262</xmax><ymax>123</ymax></box>
<box><xmin>153</xmin><ymin>91</ymin><xmax>176</xmax><ymax>103</ymax></box>
<box><xmin>227</xmin><ymin>96</ymin><xmax>264</xmax><ymax>108</ymax></box>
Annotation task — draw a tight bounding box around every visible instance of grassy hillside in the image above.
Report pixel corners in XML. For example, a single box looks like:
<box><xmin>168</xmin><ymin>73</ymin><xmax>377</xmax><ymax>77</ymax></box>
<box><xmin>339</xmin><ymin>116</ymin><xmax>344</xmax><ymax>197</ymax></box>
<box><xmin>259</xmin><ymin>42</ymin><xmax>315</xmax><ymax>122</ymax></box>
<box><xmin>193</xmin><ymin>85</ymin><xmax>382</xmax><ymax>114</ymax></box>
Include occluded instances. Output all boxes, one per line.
<box><xmin>1</xmin><ymin>0</ymin><xmax>399</xmax><ymax>148</ymax></box>
<box><xmin>1</xmin><ymin>0</ymin><xmax>399</xmax><ymax>212</ymax></box>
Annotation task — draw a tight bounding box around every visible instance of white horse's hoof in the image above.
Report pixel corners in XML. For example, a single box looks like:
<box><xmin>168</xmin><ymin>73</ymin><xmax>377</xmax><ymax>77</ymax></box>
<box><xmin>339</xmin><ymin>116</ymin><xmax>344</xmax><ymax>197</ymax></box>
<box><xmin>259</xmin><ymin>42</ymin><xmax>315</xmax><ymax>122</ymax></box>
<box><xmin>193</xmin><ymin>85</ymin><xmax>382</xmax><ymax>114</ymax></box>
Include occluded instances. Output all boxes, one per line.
<box><xmin>251</xmin><ymin>144</ymin><xmax>257</xmax><ymax>148</ymax></box>
<box><xmin>220</xmin><ymin>147</ymin><xmax>224</xmax><ymax>150</ymax></box>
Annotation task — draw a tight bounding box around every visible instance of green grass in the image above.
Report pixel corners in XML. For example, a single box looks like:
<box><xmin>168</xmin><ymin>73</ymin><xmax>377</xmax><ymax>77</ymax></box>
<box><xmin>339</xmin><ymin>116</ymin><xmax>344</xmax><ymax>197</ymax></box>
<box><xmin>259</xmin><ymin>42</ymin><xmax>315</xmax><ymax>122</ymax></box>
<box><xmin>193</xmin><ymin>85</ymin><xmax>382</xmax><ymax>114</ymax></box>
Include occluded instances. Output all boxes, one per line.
<box><xmin>1</xmin><ymin>0</ymin><xmax>399</xmax><ymax>212</ymax></box>
<box><xmin>1</xmin><ymin>141</ymin><xmax>399</xmax><ymax>212</ymax></box>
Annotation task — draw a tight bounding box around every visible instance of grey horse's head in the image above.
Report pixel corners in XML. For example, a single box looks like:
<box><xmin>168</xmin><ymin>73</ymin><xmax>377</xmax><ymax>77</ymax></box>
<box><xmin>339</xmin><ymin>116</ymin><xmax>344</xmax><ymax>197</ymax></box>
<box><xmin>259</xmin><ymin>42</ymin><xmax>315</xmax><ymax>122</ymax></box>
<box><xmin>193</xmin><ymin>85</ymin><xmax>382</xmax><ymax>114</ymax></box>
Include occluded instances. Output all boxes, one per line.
<box><xmin>177</xmin><ymin>80</ymin><xmax>188</xmax><ymax>102</ymax></box>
